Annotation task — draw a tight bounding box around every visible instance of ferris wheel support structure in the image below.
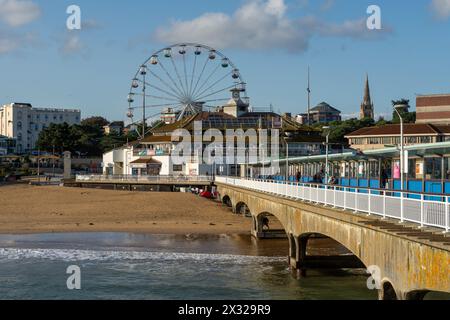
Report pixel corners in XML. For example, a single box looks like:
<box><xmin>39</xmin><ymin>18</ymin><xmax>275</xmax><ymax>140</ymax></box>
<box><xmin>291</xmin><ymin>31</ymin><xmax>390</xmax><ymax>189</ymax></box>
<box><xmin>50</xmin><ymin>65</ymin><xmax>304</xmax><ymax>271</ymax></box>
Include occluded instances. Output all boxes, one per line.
<box><xmin>127</xmin><ymin>43</ymin><xmax>249</xmax><ymax>139</ymax></box>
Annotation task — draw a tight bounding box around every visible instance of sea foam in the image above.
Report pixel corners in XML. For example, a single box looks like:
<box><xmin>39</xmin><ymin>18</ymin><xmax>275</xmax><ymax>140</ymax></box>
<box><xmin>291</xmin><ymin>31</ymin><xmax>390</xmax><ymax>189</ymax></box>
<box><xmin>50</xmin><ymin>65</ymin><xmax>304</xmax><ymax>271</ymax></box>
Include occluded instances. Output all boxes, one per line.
<box><xmin>0</xmin><ymin>248</ymin><xmax>285</xmax><ymax>264</ymax></box>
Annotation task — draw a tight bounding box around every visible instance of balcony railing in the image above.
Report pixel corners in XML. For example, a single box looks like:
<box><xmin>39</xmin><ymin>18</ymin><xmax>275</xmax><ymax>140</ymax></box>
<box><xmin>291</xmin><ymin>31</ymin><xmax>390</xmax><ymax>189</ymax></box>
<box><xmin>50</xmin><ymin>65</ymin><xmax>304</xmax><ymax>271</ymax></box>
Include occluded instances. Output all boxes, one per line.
<box><xmin>76</xmin><ymin>174</ymin><xmax>213</xmax><ymax>183</ymax></box>
<box><xmin>215</xmin><ymin>177</ymin><xmax>450</xmax><ymax>232</ymax></box>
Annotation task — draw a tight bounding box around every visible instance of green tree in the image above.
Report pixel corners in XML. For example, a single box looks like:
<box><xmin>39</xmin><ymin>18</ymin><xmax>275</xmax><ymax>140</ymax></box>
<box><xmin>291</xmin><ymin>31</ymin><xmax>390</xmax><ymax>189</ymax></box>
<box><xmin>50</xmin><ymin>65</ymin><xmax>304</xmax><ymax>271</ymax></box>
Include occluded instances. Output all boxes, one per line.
<box><xmin>99</xmin><ymin>132</ymin><xmax>128</xmax><ymax>153</ymax></box>
<box><xmin>392</xmin><ymin>99</ymin><xmax>415</xmax><ymax>124</ymax></box>
<box><xmin>81</xmin><ymin>116</ymin><xmax>109</xmax><ymax>128</ymax></box>
<box><xmin>36</xmin><ymin>123</ymin><xmax>80</xmax><ymax>153</ymax></box>
<box><xmin>325</xmin><ymin>118</ymin><xmax>375</xmax><ymax>146</ymax></box>
<box><xmin>71</xmin><ymin>124</ymin><xmax>104</xmax><ymax>156</ymax></box>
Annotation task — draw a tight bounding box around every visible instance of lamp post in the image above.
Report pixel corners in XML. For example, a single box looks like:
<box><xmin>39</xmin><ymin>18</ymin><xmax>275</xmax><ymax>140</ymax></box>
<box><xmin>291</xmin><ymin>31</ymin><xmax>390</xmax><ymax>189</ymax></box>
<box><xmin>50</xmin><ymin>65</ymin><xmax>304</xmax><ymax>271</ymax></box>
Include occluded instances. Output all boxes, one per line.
<box><xmin>323</xmin><ymin>126</ymin><xmax>331</xmax><ymax>185</ymax></box>
<box><xmin>283</xmin><ymin>137</ymin><xmax>289</xmax><ymax>181</ymax></box>
<box><xmin>140</xmin><ymin>65</ymin><xmax>147</xmax><ymax>139</ymax></box>
<box><xmin>37</xmin><ymin>148</ymin><xmax>40</xmax><ymax>185</ymax></box>
<box><xmin>394</xmin><ymin>106</ymin><xmax>405</xmax><ymax>223</ymax></box>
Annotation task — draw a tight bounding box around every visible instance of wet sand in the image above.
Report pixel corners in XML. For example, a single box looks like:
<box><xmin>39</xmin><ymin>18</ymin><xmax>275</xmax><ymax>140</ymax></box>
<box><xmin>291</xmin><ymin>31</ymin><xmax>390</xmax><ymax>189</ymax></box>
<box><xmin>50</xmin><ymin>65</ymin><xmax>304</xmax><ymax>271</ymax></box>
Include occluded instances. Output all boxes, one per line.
<box><xmin>0</xmin><ymin>184</ymin><xmax>252</xmax><ymax>235</ymax></box>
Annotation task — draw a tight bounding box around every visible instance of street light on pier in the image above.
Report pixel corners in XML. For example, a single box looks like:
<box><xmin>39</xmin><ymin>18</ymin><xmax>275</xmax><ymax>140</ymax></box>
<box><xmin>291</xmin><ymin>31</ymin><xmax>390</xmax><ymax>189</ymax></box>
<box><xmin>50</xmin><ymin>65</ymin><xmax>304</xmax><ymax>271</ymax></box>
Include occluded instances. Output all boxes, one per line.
<box><xmin>322</xmin><ymin>126</ymin><xmax>332</xmax><ymax>185</ymax></box>
<box><xmin>393</xmin><ymin>105</ymin><xmax>405</xmax><ymax>223</ymax></box>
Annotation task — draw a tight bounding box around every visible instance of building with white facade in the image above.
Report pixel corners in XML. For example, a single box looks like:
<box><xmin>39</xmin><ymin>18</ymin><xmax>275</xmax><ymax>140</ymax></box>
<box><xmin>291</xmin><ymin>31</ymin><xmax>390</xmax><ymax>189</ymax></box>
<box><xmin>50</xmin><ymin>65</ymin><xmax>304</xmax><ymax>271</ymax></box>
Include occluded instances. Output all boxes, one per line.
<box><xmin>103</xmin><ymin>111</ymin><xmax>325</xmax><ymax>177</ymax></box>
<box><xmin>0</xmin><ymin>103</ymin><xmax>81</xmax><ymax>153</ymax></box>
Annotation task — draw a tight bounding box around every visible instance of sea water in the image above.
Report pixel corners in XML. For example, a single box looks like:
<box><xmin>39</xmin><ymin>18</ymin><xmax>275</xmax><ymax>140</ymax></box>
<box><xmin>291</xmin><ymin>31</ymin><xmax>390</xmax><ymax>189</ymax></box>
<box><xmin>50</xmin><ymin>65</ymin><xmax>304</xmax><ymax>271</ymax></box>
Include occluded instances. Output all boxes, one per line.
<box><xmin>0</xmin><ymin>233</ymin><xmax>377</xmax><ymax>300</ymax></box>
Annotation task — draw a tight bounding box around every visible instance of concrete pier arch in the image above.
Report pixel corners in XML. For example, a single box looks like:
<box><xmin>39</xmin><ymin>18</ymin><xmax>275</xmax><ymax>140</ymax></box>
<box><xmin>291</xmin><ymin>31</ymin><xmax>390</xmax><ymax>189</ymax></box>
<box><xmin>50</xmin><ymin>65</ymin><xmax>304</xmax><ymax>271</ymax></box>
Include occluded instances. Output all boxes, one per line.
<box><xmin>216</xmin><ymin>181</ymin><xmax>450</xmax><ymax>300</ymax></box>
<box><xmin>252</xmin><ymin>212</ymin><xmax>287</xmax><ymax>239</ymax></box>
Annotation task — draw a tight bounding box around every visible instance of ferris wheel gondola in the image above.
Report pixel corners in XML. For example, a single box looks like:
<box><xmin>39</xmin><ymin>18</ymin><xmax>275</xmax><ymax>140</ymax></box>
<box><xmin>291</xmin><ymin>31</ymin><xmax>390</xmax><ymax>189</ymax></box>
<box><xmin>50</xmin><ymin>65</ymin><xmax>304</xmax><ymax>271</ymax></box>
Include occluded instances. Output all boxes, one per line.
<box><xmin>127</xmin><ymin>43</ymin><xmax>248</xmax><ymax>139</ymax></box>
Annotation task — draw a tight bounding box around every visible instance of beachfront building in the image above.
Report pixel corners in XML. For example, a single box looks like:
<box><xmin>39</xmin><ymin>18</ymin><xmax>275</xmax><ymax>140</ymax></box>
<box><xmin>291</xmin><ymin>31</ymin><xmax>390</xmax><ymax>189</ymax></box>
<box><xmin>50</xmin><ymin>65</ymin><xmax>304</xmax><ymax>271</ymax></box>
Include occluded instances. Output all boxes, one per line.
<box><xmin>345</xmin><ymin>123</ymin><xmax>450</xmax><ymax>152</ymax></box>
<box><xmin>296</xmin><ymin>102</ymin><xmax>342</xmax><ymax>125</ymax></box>
<box><xmin>0</xmin><ymin>103</ymin><xmax>81</xmax><ymax>154</ymax></box>
<box><xmin>416</xmin><ymin>93</ymin><xmax>450</xmax><ymax>125</ymax></box>
<box><xmin>103</xmin><ymin>99</ymin><xmax>325</xmax><ymax>177</ymax></box>
<box><xmin>160</xmin><ymin>108</ymin><xmax>180</xmax><ymax>124</ymax></box>
<box><xmin>271</xmin><ymin>141</ymin><xmax>450</xmax><ymax>195</ymax></box>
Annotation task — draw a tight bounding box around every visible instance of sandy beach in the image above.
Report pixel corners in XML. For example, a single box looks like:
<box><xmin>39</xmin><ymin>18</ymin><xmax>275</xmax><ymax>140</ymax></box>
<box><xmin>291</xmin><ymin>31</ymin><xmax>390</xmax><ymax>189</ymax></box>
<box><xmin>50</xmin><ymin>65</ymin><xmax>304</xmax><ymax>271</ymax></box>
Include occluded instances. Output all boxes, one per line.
<box><xmin>0</xmin><ymin>184</ymin><xmax>251</xmax><ymax>235</ymax></box>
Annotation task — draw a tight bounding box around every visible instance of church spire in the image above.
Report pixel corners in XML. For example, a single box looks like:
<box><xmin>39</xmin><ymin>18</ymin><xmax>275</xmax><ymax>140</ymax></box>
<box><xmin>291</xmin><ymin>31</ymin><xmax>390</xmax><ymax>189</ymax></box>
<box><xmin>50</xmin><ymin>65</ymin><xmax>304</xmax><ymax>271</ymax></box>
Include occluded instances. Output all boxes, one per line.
<box><xmin>360</xmin><ymin>73</ymin><xmax>374</xmax><ymax>120</ymax></box>
<box><xmin>364</xmin><ymin>74</ymin><xmax>371</xmax><ymax>104</ymax></box>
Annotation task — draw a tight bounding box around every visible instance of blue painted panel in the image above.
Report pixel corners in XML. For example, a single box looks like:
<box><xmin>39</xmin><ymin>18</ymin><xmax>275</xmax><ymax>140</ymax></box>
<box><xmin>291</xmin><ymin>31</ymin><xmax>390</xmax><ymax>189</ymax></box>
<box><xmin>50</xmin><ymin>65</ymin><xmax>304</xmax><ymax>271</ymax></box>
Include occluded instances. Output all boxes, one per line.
<box><xmin>407</xmin><ymin>180</ymin><xmax>423</xmax><ymax>199</ymax></box>
<box><xmin>370</xmin><ymin>179</ymin><xmax>380</xmax><ymax>195</ymax></box>
<box><xmin>445</xmin><ymin>182</ymin><xmax>450</xmax><ymax>195</ymax></box>
<box><xmin>341</xmin><ymin>179</ymin><xmax>350</xmax><ymax>187</ymax></box>
<box><xmin>359</xmin><ymin>179</ymin><xmax>369</xmax><ymax>194</ymax></box>
<box><xmin>349</xmin><ymin>178</ymin><xmax>358</xmax><ymax>192</ymax></box>
<box><xmin>359</xmin><ymin>179</ymin><xmax>369</xmax><ymax>188</ymax></box>
<box><xmin>391</xmin><ymin>180</ymin><xmax>402</xmax><ymax>197</ymax></box>
<box><xmin>425</xmin><ymin>181</ymin><xmax>442</xmax><ymax>201</ymax></box>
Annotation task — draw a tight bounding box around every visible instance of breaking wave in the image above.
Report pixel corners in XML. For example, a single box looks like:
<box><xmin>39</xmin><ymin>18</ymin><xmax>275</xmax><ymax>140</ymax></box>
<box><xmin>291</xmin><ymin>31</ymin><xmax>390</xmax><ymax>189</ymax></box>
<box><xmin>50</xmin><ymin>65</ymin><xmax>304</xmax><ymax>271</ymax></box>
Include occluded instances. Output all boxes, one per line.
<box><xmin>0</xmin><ymin>248</ymin><xmax>285</xmax><ymax>264</ymax></box>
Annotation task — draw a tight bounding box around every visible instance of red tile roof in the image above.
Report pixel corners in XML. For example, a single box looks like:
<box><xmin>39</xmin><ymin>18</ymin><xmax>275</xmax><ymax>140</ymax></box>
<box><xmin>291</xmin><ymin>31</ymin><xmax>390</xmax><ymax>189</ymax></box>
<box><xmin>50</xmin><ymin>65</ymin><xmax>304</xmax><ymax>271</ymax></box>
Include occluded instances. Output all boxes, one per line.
<box><xmin>346</xmin><ymin>124</ymin><xmax>450</xmax><ymax>137</ymax></box>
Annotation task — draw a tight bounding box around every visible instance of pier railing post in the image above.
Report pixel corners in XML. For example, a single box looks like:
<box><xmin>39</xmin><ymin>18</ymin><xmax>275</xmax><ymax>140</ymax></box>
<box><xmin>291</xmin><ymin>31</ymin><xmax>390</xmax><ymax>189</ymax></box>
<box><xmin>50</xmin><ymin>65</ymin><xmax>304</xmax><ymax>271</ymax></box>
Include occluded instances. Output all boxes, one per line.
<box><xmin>333</xmin><ymin>186</ymin><xmax>337</xmax><ymax>208</ymax></box>
<box><xmin>401</xmin><ymin>191</ymin><xmax>405</xmax><ymax>223</ymax></box>
<box><xmin>344</xmin><ymin>187</ymin><xmax>347</xmax><ymax>211</ymax></box>
<box><xmin>420</xmin><ymin>193</ymin><xmax>424</xmax><ymax>228</ymax></box>
<box><xmin>445</xmin><ymin>196</ymin><xmax>449</xmax><ymax>233</ymax></box>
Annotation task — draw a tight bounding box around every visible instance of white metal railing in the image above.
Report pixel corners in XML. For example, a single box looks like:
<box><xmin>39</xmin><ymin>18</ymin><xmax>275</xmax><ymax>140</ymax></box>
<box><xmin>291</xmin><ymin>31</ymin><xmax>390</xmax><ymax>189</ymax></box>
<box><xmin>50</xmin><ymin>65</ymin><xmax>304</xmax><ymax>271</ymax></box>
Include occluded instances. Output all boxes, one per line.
<box><xmin>75</xmin><ymin>175</ymin><xmax>213</xmax><ymax>183</ymax></box>
<box><xmin>215</xmin><ymin>177</ymin><xmax>450</xmax><ymax>232</ymax></box>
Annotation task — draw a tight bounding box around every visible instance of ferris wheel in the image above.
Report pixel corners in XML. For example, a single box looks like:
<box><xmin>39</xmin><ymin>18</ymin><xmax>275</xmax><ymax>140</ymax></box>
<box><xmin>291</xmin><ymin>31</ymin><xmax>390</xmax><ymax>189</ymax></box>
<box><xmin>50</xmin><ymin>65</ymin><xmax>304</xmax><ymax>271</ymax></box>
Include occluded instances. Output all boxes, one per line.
<box><xmin>127</xmin><ymin>43</ymin><xmax>248</xmax><ymax>138</ymax></box>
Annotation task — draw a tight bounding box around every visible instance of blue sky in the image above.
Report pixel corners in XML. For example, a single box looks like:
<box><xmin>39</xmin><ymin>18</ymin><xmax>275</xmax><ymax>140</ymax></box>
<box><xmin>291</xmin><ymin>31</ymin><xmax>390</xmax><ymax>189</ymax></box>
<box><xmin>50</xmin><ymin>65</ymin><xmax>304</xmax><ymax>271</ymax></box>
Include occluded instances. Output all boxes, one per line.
<box><xmin>0</xmin><ymin>0</ymin><xmax>449</xmax><ymax>122</ymax></box>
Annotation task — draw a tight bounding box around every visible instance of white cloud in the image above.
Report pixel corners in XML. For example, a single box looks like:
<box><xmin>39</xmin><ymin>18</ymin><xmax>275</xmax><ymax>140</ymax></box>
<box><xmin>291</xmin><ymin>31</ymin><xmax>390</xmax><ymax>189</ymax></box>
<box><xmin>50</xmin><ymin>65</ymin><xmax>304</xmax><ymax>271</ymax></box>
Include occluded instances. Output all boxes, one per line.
<box><xmin>60</xmin><ymin>33</ymin><xmax>84</xmax><ymax>55</ymax></box>
<box><xmin>320</xmin><ymin>0</ymin><xmax>335</xmax><ymax>11</ymax></box>
<box><xmin>58</xmin><ymin>19</ymin><xmax>101</xmax><ymax>57</ymax></box>
<box><xmin>155</xmin><ymin>0</ymin><xmax>390</xmax><ymax>53</ymax></box>
<box><xmin>0</xmin><ymin>34</ymin><xmax>20</xmax><ymax>53</ymax></box>
<box><xmin>430</xmin><ymin>0</ymin><xmax>450</xmax><ymax>19</ymax></box>
<box><xmin>0</xmin><ymin>0</ymin><xmax>41</xmax><ymax>27</ymax></box>
<box><xmin>0</xmin><ymin>30</ymin><xmax>37</xmax><ymax>54</ymax></box>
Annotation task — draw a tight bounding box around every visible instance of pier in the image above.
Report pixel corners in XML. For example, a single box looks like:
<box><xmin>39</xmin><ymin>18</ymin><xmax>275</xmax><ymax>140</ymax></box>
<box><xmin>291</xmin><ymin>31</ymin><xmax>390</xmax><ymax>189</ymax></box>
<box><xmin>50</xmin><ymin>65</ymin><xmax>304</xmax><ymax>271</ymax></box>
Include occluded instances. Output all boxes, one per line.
<box><xmin>215</xmin><ymin>176</ymin><xmax>450</xmax><ymax>300</ymax></box>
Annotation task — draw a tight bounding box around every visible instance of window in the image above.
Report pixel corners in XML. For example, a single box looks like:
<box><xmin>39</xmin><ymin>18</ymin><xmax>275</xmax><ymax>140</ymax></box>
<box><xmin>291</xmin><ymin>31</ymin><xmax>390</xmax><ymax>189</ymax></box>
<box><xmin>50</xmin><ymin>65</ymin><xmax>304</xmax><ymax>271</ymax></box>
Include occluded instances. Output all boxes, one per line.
<box><xmin>369</xmin><ymin>161</ymin><xmax>380</xmax><ymax>178</ymax></box>
<box><xmin>444</xmin><ymin>157</ymin><xmax>450</xmax><ymax>180</ymax></box>
<box><xmin>173</xmin><ymin>165</ymin><xmax>183</xmax><ymax>172</ymax></box>
<box><xmin>425</xmin><ymin>157</ymin><xmax>442</xmax><ymax>180</ymax></box>
<box><xmin>17</xmin><ymin>121</ymin><xmax>22</xmax><ymax>130</ymax></box>
<box><xmin>17</xmin><ymin>111</ymin><xmax>22</xmax><ymax>119</ymax></box>
<box><xmin>408</xmin><ymin>159</ymin><xmax>416</xmax><ymax>179</ymax></box>
<box><xmin>419</xmin><ymin>136</ymin><xmax>432</xmax><ymax>144</ymax></box>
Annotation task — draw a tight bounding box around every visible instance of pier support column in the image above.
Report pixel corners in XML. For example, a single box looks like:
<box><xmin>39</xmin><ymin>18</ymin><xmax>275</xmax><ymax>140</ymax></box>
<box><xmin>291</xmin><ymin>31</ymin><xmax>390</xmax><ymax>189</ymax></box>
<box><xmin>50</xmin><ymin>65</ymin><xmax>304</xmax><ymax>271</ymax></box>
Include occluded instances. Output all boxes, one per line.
<box><xmin>378</xmin><ymin>282</ymin><xmax>398</xmax><ymax>300</ymax></box>
<box><xmin>289</xmin><ymin>235</ymin><xmax>309</xmax><ymax>277</ymax></box>
<box><xmin>288</xmin><ymin>234</ymin><xmax>296</xmax><ymax>266</ymax></box>
<box><xmin>401</xmin><ymin>290</ymin><xmax>428</xmax><ymax>301</ymax></box>
<box><xmin>251</xmin><ymin>216</ymin><xmax>258</xmax><ymax>238</ymax></box>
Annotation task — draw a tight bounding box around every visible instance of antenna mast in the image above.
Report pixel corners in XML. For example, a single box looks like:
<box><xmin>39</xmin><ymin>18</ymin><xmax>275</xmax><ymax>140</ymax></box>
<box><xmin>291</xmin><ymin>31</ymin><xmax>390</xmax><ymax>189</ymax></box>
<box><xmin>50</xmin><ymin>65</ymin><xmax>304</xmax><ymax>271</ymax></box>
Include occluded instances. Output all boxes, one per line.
<box><xmin>307</xmin><ymin>66</ymin><xmax>311</xmax><ymax>126</ymax></box>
